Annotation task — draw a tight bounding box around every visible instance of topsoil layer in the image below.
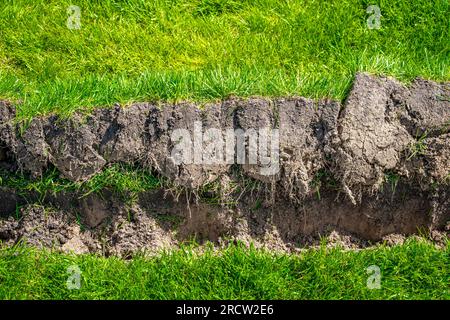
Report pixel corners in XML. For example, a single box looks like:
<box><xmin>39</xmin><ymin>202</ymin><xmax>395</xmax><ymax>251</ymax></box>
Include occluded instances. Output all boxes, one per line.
<box><xmin>0</xmin><ymin>73</ymin><xmax>449</xmax><ymax>256</ymax></box>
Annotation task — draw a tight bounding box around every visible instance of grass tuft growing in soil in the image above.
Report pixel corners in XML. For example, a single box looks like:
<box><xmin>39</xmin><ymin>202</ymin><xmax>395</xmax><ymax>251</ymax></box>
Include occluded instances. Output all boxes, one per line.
<box><xmin>0</xmin><ymin>164</ymin><xmax>161</xmax><ymax>202</ymax></box>
<box><xmin>0</xmin><ymin>240</ymin><xmax>448</xmax><ymax>300</ymax></box>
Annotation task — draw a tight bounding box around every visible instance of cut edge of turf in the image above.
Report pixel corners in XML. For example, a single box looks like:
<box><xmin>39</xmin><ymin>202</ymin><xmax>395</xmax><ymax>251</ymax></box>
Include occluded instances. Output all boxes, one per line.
<box><xmin>2</xmin><ymin>69</ymin><xmax>448</xmax><ymax>122</ymax></box>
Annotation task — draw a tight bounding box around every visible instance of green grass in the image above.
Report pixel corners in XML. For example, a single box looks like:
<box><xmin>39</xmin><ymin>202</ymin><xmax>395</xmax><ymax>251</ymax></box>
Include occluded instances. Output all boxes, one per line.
<box><xmin>0</xmin><ymin>0</ymin><xmax>448</xmax><ymax>119</ymax></box>
<box><xmin>0</xmin><ymin>163</ymin><xmax>161</xmax><ymax>202</ymax></box>
<box><xmin>0</xmin><ymin>240</ymin><xmax>448</xmax><ymax>299</ymax></box>
<box><xmin>0</xmin><ymin>1</ymin><xmax>448</xmax><ymax>301</ymax></box>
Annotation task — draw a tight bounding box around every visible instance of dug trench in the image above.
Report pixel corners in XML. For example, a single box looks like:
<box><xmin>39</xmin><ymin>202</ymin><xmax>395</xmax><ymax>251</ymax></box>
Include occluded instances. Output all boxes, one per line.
<box><xmin>0</xmin><ymin>73</ymin><xmax>449</xmax><ymax>256</ymax></box>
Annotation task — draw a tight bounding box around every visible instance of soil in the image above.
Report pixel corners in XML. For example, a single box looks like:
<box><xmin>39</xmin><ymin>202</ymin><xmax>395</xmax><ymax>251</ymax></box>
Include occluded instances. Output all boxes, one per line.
<box><xmin>0</xmin><ymin>72</ymin><xmax>448</xmax><ymax>256</ymax></box>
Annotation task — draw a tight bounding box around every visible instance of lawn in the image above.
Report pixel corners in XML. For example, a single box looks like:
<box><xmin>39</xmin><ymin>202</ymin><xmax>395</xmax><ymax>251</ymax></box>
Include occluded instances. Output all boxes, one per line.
<box><xmin>0</xmin><ymin>240</ymin><xmax>448</xmax><ymax>300</ymax></box>
<box><xmin>0</xmin><ymin>0</ymin><xmax>448</xmax><ymax>301</ymax></box>
<box><xmin>0</xmin><ymin>0</ymin><xmax>448</xmax><ymax>119</ymax></box>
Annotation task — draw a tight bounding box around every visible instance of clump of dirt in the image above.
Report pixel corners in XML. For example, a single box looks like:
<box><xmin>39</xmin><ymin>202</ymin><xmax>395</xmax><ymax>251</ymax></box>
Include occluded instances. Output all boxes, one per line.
<box><xmin>0</xmin><ymin>205</ymin><xmax>100</xmax><ymax>253</ymax></box>
<box><xmin>106</xmin><ymin>205</ymin><xmax>175</xmax><ymax>257</ymax></box>
<box><xmin>276</xmin><ymin>97</ymin><xmax>340</xmax><ymax>201</ymax></box>
<box><xmin>0</xmin><ymin>72</ymin><xmax>448</xmax><ymax>255</ymax></box>
<box><xmin>330</xmin><ymin>73</ymin><xmax>449</xmax><ymax>204</ymax></box>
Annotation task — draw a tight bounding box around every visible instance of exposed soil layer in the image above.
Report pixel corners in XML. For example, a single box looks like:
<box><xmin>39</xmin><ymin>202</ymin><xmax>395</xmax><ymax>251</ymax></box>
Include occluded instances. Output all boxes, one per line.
<box><xmin>0</xmin><ymin>73</ymin><xmax>449</xmax><ymax>255</ymax></box>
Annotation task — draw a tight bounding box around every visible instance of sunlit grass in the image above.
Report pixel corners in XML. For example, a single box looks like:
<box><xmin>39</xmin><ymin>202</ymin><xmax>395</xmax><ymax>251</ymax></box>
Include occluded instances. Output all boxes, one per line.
<box><xmin>0</xmin><ymin>0</ymin><xmax>447</xmax><ymax>119</ymax></box>
<box><xmin>0</xmin><ymin>240</ymin><xmax>448</xmax><ymax>299</ymax></box>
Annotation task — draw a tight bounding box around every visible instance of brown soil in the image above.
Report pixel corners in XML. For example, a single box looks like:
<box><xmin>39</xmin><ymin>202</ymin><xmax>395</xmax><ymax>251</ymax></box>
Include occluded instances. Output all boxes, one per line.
<box><xmin>0</xmin><ymin>73</ymin><xmax>448</xmax><ymax>256</ymax></box>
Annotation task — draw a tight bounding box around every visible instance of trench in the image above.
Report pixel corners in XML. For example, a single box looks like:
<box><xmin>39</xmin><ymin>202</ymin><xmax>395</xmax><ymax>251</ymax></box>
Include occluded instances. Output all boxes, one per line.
<box><xmin>0</xmin><ymin>73</ymin><xmax>448</xmax><ymax>255</ymax></box>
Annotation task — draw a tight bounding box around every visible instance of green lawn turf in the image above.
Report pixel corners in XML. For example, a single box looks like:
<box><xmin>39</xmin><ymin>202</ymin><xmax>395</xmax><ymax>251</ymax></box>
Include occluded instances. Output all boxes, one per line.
<box><xmin>0</xmin><ymin>0</ymin><xmax>448</xmax><ymax>119</ymax></box>
<box><xmin>0</xmin><ymin>240</ymin><xmax>448</xmax><ymax>299</ymax></box>
<box><xmin>0</xmin><ymin>1</ymin><xmax>448</xmax><ymax>300</ymax></box>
